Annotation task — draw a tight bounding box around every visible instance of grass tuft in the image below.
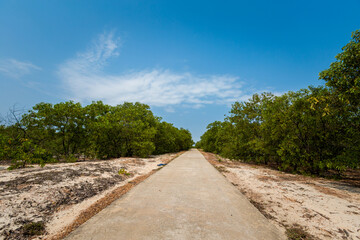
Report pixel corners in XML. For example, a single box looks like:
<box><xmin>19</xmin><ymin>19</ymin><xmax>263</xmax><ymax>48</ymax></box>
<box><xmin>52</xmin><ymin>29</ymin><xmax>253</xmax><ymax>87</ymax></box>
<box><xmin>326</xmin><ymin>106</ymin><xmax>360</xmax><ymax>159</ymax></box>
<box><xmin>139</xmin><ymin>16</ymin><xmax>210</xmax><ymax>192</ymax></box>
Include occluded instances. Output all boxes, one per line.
<box><xmin>286</xmin><ymin>226</ymin><xmax>313</xmax><ymax>240</ymax></box>
<box><xmin>23</xmin><ymin>222</ymin><xmax>45</xmax><ymax>236</ymax></box>
<box><xmin>118</xmin><ymin>168</ymin><xmax>131</xmax><ymax>176</ymax></box>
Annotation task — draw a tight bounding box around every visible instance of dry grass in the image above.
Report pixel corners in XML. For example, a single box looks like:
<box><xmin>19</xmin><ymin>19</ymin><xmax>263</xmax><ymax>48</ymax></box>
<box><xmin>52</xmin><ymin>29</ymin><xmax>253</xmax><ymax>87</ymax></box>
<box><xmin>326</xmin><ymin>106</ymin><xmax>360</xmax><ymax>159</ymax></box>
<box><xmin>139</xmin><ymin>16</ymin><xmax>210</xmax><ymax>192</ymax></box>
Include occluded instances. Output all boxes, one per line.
<box><xmin>286</xmin><ymin>225</ymin><xmax>315</xmax><ymax>240</ymax></box>
<box><xmin>310</xmin><ymin>183</ymin><xmax>351</xmax><ymax>199</ymax></box>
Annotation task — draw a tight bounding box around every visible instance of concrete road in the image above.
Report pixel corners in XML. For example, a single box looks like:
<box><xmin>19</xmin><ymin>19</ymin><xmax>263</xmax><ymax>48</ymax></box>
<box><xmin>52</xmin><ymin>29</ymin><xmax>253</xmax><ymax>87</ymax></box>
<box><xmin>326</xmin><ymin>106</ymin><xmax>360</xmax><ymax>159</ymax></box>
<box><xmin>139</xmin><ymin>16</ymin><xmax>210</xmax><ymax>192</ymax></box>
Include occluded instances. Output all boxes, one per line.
<box><xmin>66</xmin><ymin>149</ymin><xmax>285</xmax><ymax>240</ymax></box>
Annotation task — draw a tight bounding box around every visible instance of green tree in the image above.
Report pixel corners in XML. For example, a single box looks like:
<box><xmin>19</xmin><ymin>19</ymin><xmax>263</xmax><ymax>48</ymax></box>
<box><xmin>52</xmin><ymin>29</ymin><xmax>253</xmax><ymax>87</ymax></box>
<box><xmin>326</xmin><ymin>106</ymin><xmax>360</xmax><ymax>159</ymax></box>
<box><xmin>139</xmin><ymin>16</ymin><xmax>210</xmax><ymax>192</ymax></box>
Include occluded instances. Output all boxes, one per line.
<box><xmin>92</xmin><ymin>102</ymin><xmax>158</xmax><ymax>158</ymax></box>
<box><xmin>3</xmin><ymin>100</ymin><xmax>193</xmax><ymax>168</ymax></box>
<box><xmin>319</xmin><ymin>29</ymin><xmax>360</xmax><ymax>108</ymax></box>
<box><xmin>199</xmin><ymin>87</ymin><xmax>359</xmax><ymax>175</ymax></box>
<box><xmin>153</xmin><ymin>122</ymin><xmax>180</xmax><ymax>154</ymax></box>
<box><xmin>21</xmin><ymin>101</ymin><xmax>86</xmax><ymax>160</ymax></box>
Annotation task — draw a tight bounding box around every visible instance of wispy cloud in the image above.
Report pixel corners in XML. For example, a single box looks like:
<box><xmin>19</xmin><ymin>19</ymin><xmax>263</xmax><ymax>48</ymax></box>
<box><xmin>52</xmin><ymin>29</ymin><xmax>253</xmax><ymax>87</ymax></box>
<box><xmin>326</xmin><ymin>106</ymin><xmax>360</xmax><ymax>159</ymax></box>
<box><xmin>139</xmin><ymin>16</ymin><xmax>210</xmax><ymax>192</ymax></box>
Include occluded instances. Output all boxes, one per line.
<box><xmin>59</xmin><ymin>31</ymin><xmax>251</xmax><ymax>107</ymax></box>
<box><xmin>0</xmin><ymin>59</ymin><xmax>41</xmax><ymax>78</ymax></box>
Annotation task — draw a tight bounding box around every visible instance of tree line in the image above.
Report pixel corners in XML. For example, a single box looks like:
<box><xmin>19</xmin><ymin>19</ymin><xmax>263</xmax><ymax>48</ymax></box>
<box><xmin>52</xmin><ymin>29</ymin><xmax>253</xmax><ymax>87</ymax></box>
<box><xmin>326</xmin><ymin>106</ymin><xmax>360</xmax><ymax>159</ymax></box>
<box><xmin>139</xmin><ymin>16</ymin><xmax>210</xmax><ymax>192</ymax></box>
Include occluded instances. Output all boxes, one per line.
<box><xmin>0</xmin><ymin>101</ymin><xmax>193</xmax><ymax>169</ymax></box>
<box><xmin>196</xmin><ymin>30</ymin><xmax>360</xmax><ymax>176</ymax></box>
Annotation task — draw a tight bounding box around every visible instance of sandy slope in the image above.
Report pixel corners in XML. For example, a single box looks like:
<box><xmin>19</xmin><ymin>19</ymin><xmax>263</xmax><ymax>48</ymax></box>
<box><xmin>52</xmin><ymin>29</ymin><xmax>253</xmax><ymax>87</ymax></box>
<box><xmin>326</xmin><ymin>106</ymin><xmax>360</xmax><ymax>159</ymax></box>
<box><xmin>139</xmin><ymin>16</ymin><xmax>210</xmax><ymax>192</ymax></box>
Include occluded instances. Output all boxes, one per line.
<box><xmin>202</xmin><ymin>151</ymin><xmax>360</xmax><ymax>240</ymax></box>
<box><xmin>0</xmin><ymin>153</ymin><xmax>179</xmax><ymax>240</ymax></box>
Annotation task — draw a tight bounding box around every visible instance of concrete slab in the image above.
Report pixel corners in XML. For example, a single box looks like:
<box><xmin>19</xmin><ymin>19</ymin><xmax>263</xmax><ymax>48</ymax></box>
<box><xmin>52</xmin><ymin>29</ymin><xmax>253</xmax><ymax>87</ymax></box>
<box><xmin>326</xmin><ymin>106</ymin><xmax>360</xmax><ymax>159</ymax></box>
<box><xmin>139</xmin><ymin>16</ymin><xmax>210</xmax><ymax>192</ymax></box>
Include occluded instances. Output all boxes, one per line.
<box><xmin>66</xmin><ymin>149</ymin><xmax>285</xmax><ymax>240</ymax></box>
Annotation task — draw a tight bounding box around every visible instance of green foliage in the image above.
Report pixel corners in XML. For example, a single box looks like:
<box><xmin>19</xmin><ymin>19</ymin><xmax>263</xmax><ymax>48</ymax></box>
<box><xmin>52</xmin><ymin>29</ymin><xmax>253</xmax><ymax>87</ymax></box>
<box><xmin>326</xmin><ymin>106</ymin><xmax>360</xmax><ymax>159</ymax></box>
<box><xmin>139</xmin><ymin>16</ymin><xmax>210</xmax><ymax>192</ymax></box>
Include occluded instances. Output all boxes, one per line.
<box><xmin>90</xmin><ymin>102</ymin><xmax>158</xmax><ymax>158</ymax></box>
<box><xmin>0</xmin><ymin>132</ymin><xmax>10</xmax><ymax>160</ymax></box>
<box><xmin>198</xmin><ymin>85</ymin><xmax>360</xmax><ymax>175</ymax></box>
<box><xmin>1</xmin><ymin>101</ymin><xmax>193</xmax><ymax>169</ymax></box>
<box><xmin>197</xmin><ymin>29</ymin><xmax>360</xmax><ymax>176</ymax></box>
<box><xmin>21</xmin><ymin>101</ymin><xmax>87</xmax><ymax>158</ymax></box>
<box><xmin>64</xmin><ymin>154</ymin><xmax>77</xmax><ymax>163</ymax></box>
<box><xmin>319</xmin><ymin>30</ymin><xmax>360</xmax><ymax>108</ymax></box>
<box><xmin>118</xmin><ymin>168</ymin><xmax>130</xmax><ymax>176</ymax></box>
<box><xmin>153</xmin><ymin>122</ymin><xmax>193</xmax><ymax>154</ymax></box>
<box><xmin>22</xmin><ymin>222</ymin><xmax>45</xmax><ymax>236</ymax></box>
<box><xmin>0</xmin><ymin>127</ymin><xmax>52</xmax><ymax>169</ymax></box>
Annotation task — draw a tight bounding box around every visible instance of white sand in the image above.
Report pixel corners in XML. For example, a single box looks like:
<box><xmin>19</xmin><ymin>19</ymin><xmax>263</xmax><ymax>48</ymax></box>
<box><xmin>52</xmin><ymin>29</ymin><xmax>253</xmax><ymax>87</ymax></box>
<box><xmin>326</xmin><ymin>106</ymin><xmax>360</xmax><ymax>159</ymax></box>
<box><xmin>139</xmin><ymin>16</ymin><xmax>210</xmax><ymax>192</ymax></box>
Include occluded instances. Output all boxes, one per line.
<box><xmin>0</xmin><ymin>153</ymin><xmax>178</xmax><ymax>240</ymax></box>
<box><xmin>213</xmin><ymin>158</ymin><xmax>360</xmax><ymax>239</ymax></box>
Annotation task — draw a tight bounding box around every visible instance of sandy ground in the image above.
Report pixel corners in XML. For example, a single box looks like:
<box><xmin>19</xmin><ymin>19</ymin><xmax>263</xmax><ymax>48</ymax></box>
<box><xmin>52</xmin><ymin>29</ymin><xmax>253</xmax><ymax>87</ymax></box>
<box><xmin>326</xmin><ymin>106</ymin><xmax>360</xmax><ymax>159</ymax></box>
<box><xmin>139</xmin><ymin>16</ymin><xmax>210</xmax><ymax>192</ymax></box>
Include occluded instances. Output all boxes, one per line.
<box><xmin>0</xmin><ymin>153</ymin><xmax>181</xmax><ymax>240</ymax></box>
<box><xmin>201</xmin><ymin>151</ymin><xmax>360</xmax><ymax>240</ymax></box>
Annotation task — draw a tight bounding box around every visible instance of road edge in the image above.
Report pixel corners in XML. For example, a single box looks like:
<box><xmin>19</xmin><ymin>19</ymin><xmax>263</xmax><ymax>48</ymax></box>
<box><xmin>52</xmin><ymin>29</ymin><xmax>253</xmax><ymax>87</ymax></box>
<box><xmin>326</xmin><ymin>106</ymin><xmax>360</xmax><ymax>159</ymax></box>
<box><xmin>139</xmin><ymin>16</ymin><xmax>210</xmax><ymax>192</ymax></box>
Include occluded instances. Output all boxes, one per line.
<box><xmin>49</xmin><ymin>151</ymin><xmax>185</xmax><ymax>240</ymax></box>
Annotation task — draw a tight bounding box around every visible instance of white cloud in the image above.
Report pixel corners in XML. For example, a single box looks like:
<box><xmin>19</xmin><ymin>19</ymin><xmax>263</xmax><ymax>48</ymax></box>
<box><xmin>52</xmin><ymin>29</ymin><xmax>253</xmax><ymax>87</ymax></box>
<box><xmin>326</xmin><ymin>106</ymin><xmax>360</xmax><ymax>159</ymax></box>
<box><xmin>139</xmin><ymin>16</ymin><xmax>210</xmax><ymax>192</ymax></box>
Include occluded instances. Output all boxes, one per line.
<box><xmin>0</xmin><ymin>59</ymin><xmax>41</xmax><ymax>78</ymax></box>
<box><xmin>59</xmin><ymin>31</ymin><xmax>251</xmax><ymax>107</ymax></box>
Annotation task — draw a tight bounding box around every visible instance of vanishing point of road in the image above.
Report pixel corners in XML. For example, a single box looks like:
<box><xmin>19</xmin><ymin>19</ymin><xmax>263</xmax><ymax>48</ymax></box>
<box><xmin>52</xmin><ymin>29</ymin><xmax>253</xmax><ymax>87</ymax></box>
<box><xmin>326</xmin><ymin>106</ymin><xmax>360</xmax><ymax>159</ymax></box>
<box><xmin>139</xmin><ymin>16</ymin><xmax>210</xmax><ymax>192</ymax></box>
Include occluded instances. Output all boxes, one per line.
<box><xmin>66</xmin><ymin>149</ymin><xmax>285</xmax><ymax>240</ymax></box>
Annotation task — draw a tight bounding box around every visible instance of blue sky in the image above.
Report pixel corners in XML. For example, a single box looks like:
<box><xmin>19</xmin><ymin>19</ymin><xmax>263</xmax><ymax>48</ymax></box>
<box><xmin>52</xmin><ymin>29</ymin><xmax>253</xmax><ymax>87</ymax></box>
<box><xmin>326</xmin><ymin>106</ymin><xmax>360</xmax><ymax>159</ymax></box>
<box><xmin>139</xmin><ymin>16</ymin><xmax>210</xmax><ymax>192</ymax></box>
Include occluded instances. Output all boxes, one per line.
<box><xmin>0</xmin><ymin>0</ymin><xmax>359</xmax><ymax>141</ymax></box>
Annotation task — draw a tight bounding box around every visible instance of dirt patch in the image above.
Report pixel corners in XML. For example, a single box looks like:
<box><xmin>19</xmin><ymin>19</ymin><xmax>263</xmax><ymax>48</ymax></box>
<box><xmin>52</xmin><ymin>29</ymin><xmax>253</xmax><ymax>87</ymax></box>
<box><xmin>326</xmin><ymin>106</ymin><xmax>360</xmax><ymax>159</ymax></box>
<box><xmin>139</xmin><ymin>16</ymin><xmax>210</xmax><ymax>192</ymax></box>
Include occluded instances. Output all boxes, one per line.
<box><xmin>310</xmin><ymin>183</ymin><xmax>351</xmax><ymax>200</ymax></box>
<box><xmin>0</xmin><ymin>152</ymin><xmax>183</xmax><ymax>240</ymax></box>
<box><xmin>201</xmin><ymin>150</ymin><xmax>360</xmax><ymax>240</ymax></box>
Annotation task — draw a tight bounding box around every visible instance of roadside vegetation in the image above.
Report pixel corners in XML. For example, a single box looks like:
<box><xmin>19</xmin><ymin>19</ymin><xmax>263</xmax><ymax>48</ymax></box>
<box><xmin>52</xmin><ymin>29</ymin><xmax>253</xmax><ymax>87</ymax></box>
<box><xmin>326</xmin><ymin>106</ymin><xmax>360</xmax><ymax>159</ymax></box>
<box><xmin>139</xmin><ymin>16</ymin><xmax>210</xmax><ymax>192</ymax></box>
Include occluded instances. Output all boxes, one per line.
<box><xmin>196</xmin><ymin>30</ymin><xmax>360</xmax><ymax>177</ymax></box>
<box><xmin>0</xmin><ymin>101</ymin><xmax>193</xmax><ymax>169</ymax></box>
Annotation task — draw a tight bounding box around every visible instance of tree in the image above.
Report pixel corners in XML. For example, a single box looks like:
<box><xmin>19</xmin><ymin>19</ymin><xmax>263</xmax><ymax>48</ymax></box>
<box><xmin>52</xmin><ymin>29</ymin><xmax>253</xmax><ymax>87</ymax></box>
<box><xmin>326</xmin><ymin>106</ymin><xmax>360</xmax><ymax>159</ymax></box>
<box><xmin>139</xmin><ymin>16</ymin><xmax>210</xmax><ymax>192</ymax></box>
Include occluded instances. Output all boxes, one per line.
<box><xmin>91</xmin><ymin>102</ymin><xmax>158</xmax><ymax>158</ymax></box>
<box><xmin>154</xmin><ymin>122</ymin><xmax>181</xmax><ymax>154</ymax></box>
<box><xmin>319</xmin><ymin>29</ymin><xmax>360</xmax><ymax>108</ymax></box>
<box><xmin>3</xmin><ymin>100</ymin><xmax>193</xmax><ymax>168</ymax></box>
<box><xmin>21</xmin><ymin>101</ymin><xmax>87</xmax><ymax>160</ymax></box>
<box><xmin>318</xmin><ymin>29</ymin><xmax>360</xmax><ymax>172</ymax></box>
<box><xmin>199</xmin><ymin>86</ymin><xmax>359</xmax><ymax>175</ymax></box>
